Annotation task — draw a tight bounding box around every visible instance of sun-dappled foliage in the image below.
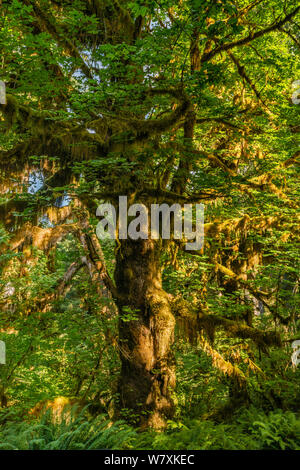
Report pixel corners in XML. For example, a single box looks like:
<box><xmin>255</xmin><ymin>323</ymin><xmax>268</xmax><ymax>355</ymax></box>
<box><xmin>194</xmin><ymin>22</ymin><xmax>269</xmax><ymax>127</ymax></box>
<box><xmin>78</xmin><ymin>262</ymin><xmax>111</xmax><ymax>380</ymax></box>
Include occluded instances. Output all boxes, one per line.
<box><xmin>0</xmin><ymin>0</ymin><xmax>299</xmax><ymax>449</ymax></box>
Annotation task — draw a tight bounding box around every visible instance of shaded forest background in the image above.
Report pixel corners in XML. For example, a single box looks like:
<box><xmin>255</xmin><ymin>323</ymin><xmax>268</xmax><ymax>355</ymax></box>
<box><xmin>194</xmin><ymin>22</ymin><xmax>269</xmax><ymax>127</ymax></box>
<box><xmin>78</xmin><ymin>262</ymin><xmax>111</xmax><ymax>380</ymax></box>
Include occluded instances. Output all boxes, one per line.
<box><xmin>0</xmin><ymin>0</ymin><xmax>299</xmax><ymax>450</ymax></box>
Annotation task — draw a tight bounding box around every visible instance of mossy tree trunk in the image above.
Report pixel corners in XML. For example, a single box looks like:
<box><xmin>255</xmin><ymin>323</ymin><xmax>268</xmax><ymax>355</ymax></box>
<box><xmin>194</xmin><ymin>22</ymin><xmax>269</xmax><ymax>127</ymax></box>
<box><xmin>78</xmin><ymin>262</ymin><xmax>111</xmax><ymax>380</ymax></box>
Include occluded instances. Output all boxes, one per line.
<box><xmin>114</xmin><ymin>238</ymin><xmax>176</xmax><ymax>428</ymax></box>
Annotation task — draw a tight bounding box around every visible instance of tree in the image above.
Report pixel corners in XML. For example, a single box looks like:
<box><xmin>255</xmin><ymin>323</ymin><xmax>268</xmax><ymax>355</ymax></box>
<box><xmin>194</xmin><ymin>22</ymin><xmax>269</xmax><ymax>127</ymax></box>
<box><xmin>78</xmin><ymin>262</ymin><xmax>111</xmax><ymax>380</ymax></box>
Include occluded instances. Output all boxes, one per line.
<box><xmin>0</xmin><ymin>0</ymin><xmax>299</xmax><ymax>428</ymax></box>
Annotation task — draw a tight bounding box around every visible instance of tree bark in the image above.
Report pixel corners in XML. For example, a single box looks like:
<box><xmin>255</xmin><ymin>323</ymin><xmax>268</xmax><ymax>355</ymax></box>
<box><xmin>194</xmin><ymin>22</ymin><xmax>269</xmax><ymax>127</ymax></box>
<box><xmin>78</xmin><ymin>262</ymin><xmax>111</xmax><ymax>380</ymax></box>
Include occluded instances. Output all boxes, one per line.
<box><xmin>114</xmin><ymin>238</ymin><xmax>176</xmax><ymax>429</ymax></box>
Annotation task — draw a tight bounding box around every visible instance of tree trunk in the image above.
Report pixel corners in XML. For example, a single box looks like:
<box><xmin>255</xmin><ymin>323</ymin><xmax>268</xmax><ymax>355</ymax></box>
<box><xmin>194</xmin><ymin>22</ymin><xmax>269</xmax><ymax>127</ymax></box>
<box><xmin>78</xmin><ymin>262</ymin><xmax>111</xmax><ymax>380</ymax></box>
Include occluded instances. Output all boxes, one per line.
<box><xmin>114</xmin><ymin>238</ymin><xmax>176</xmax><ymax>429</ymax></box>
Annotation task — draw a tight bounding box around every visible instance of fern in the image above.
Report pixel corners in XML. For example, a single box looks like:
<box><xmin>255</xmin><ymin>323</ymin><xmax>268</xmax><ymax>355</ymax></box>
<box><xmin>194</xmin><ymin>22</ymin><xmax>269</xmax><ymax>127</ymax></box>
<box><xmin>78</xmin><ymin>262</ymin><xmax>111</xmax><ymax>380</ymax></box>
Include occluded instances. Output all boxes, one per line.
<box><xmin>0</xmin><ymin>407</ymin><xmax>299</xmax><ymax>450</ymax></box>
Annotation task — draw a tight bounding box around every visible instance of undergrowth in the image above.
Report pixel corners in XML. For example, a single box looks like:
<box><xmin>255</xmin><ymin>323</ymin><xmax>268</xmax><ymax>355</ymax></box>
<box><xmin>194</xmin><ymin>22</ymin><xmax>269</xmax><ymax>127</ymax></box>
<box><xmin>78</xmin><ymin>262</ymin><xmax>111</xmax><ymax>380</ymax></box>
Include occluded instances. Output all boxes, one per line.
<box><xmin>0</xmin><ymin>406</ymin><xmax>299</xmax><ymax>450</ymax></box>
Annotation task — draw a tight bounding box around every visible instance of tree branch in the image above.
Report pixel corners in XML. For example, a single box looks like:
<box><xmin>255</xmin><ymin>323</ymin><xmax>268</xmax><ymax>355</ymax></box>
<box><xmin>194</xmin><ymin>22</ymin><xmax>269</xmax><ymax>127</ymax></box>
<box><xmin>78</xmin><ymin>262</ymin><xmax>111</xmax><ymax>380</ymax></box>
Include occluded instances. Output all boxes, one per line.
<box><xmin>201</xmin><ymin>6</ymin><xmax>300</xmax><ymax>63</ymax></box>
